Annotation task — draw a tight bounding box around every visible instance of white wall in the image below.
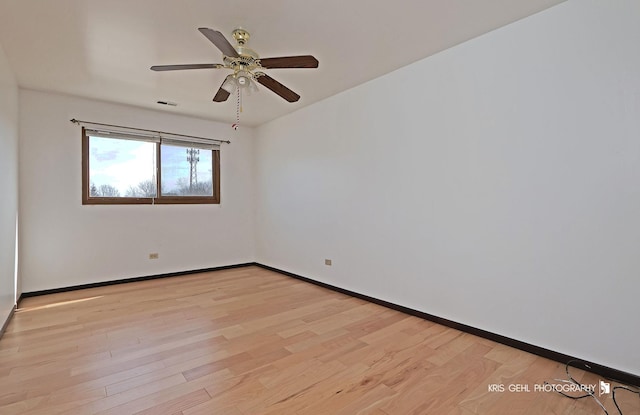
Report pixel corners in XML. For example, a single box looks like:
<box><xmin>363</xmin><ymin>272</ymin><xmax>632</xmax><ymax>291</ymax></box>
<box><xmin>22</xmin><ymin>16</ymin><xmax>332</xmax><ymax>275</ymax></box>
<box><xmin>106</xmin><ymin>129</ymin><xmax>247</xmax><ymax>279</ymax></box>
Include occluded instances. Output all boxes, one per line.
<box><xmin>255</xmin><ymin>0</ymin><xmax>640</xmax><ymax>375</ymax></box>
<box><xmin>19</xmin><ymin>90</ymin><xmax>255</xmax><ymax>292</ymax></box>
<box><xmin>0</xmin><ymin>42</ymin><xmax>18</xmax><ymax>323</ymax></box>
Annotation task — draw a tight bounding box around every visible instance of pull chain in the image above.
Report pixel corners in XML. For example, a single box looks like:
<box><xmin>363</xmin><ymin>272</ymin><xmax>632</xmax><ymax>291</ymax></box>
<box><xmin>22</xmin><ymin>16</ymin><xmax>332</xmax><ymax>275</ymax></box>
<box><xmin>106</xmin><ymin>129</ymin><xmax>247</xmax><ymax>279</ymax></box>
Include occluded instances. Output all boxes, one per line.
<box><xmin>232</xmin><ymin>87</ymin><xmax>241</xmax><ymax>130</ymax></box>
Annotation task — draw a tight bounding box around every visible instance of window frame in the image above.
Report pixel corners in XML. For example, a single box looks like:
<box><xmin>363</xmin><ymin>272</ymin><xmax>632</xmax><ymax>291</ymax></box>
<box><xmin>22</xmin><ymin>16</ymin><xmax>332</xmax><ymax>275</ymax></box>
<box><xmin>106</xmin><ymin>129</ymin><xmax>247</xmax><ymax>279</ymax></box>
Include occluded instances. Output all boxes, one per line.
<box><xmin>81</xmin><ymin>127</ymin><xmax>220</xmax><ymax>205</ymax></box>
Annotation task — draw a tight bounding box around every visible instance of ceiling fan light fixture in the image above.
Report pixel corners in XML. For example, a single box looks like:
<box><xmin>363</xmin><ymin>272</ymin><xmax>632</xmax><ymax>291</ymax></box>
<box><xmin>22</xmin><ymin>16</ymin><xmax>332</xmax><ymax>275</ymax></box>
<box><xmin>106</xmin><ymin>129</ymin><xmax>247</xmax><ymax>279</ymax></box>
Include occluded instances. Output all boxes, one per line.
<box><xmin>221</xmin><ymin>75</ymin><xmax>237</xmax><ymax>93</ymax></box>
<box><xmin>246</xmin><ymin>78</ymin><xmax>259</xmax><ymax>95</ymax></box>
<box><xmin>236</xmin><ymin>71</ymin><xmax>259</xmax><ymax>94</ymax></box>
<box><xmin>236</xmin><ymin>72</ymin><xmax>250</xmax><ymax>87</ymax></box>
<box><xmin>221</xmin><ymin>72</ymin><xmax>259</xmax><ymax>96</ymax></box>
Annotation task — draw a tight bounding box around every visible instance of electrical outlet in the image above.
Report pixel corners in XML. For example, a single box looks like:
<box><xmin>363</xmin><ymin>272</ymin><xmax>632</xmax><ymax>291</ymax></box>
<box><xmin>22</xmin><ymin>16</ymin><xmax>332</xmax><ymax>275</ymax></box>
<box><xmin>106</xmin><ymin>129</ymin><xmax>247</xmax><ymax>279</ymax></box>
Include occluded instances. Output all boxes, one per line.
<box><xmin>325</xmin><ymin>259</ymin><xmax>332</xmax><ymax>266</ymax></box>
<box><xmin>149</xmin><ymin>253</ymin><xmax>159</xmax><ymax>259</ymax></box>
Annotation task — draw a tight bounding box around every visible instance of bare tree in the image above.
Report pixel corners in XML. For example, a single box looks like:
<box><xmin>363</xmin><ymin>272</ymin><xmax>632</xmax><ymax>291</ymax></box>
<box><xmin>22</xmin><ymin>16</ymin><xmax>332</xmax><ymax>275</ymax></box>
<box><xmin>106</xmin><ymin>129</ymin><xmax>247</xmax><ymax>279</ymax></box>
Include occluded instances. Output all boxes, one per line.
<box><xmin>176</xmin><ymin>179</ymin><xmax>212</xmax><ymax>196</ymax></box>
<box><xmin>125</xmin><ymin>180</ymin><xmax>156</xmax><ymax>197</ymax></box>
<box><xmin>96</xmin><ymin>184</ymin><xmax>120</xmax><ymax>197</ymax></box>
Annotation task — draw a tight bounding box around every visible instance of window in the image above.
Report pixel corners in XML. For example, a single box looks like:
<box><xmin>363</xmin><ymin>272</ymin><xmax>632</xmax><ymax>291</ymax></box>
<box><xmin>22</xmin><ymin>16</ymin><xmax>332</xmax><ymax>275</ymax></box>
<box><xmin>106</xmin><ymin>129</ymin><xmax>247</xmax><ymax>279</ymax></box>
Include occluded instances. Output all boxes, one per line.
<box><xmin>82</xmin><ymin>128</ymin><xmax>220</xmax><ymax>205</ymax></box>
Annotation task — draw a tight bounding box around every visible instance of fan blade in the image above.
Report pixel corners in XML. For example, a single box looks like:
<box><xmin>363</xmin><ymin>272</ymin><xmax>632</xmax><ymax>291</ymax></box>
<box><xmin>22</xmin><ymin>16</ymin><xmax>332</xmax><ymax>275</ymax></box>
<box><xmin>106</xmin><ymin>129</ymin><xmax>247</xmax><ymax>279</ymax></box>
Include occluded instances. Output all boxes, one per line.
<box><xmin>259</xmin><ymin>55</ymin><xmax>319</xmax><ymax>69</ymax></box>
<box><xmin>256</xmin><ymin>74</ymin><xmax>300</xmax><ymax>102</ymax></box>
<box><xmin>198</xmin><ymin>28</ymin><xmax>239</xmax><ymax>58</ymax></box>
<box><xmin>213</xmin><ymin>79</ymin><xmax>231</xmax><ymax>102</ymax></box>
<box><xmin>150</xmin><ymin>64</ymin><xmax>222</xmax><ymax>71</ymax></box>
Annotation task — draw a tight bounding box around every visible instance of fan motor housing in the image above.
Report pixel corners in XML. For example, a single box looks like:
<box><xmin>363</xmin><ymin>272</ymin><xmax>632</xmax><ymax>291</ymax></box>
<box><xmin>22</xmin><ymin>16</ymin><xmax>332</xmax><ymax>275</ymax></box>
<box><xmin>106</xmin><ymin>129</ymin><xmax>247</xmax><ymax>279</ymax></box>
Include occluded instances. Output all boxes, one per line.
<box><xmin>236</xmin><ymin>46</ymin><xmax>259</xmax><ymax>59</ymax></box>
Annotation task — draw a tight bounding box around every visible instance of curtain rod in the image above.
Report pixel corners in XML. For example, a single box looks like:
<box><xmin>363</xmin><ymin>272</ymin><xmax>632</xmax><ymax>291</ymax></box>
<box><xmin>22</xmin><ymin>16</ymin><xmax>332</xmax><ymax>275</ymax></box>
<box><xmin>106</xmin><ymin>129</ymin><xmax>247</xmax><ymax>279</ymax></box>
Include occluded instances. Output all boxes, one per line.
<box><xmin>70</xmin><ymin>118</ymin><xmax>231</xmax><ymax>144</ymax></box>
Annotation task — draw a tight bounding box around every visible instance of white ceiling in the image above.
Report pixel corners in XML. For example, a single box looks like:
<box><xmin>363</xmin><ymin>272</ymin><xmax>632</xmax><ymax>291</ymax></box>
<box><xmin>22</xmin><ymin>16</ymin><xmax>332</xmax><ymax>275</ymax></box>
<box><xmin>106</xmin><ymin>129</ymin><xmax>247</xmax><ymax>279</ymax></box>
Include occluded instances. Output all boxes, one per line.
<box><xmin>0</xmin><ymin>0</ymin><xmax>565</xmax><ymax>127</ymax></box>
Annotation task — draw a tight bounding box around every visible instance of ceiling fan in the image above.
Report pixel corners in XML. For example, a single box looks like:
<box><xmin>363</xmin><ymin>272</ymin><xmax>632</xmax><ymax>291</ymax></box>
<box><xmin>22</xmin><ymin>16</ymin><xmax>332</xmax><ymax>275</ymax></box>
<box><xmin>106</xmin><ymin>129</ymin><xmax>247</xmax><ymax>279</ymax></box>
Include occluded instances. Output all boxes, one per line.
<box><xmin>151</xmin><ymin>28</ymin><xmax>318</xmax><ymax>103</ymax></box>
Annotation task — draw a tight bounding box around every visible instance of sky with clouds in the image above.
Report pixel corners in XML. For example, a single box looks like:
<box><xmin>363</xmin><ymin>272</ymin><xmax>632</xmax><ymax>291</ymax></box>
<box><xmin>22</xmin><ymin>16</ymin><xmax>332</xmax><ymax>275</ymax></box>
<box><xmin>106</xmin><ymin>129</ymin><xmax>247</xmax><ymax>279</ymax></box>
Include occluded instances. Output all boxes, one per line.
<box><xmin>89</xmin><ymin>136</ymin><xmax>212</xmax><ymax>196</ymax></box>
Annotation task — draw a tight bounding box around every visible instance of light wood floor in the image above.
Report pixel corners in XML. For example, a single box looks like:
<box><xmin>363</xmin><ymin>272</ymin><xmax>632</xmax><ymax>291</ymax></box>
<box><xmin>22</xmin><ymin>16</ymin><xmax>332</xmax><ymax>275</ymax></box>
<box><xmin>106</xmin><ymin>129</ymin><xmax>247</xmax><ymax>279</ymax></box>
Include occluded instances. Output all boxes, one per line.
<box><xmin>0</xmin><ymin>266</ymin><xmax>637</xmax><ymax>414</ymax></box>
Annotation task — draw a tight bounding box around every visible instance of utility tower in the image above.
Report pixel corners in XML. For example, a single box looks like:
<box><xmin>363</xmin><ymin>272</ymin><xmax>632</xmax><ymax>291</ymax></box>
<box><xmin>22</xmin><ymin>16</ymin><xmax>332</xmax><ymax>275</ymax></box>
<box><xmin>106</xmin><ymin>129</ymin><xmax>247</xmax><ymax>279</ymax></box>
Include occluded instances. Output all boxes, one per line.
<box><xmin>186</xmin><ymin>148</ymin><xmax>199</xmax><ymax>191</ymax></box>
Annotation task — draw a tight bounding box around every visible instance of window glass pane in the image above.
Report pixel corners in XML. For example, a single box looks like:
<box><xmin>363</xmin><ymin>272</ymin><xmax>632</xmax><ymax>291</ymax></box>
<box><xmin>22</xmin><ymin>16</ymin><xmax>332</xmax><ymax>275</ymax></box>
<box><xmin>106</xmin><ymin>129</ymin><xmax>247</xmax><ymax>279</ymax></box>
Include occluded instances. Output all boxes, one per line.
<box><xmin>160</xmin><ymin>145</ymin><xmax>213</xmax><ymax>196</ymax></box>
<box><xmin>88</xmin><ymin>136</ymin><xmax>157</xmax><ymax>197</ymax></box>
